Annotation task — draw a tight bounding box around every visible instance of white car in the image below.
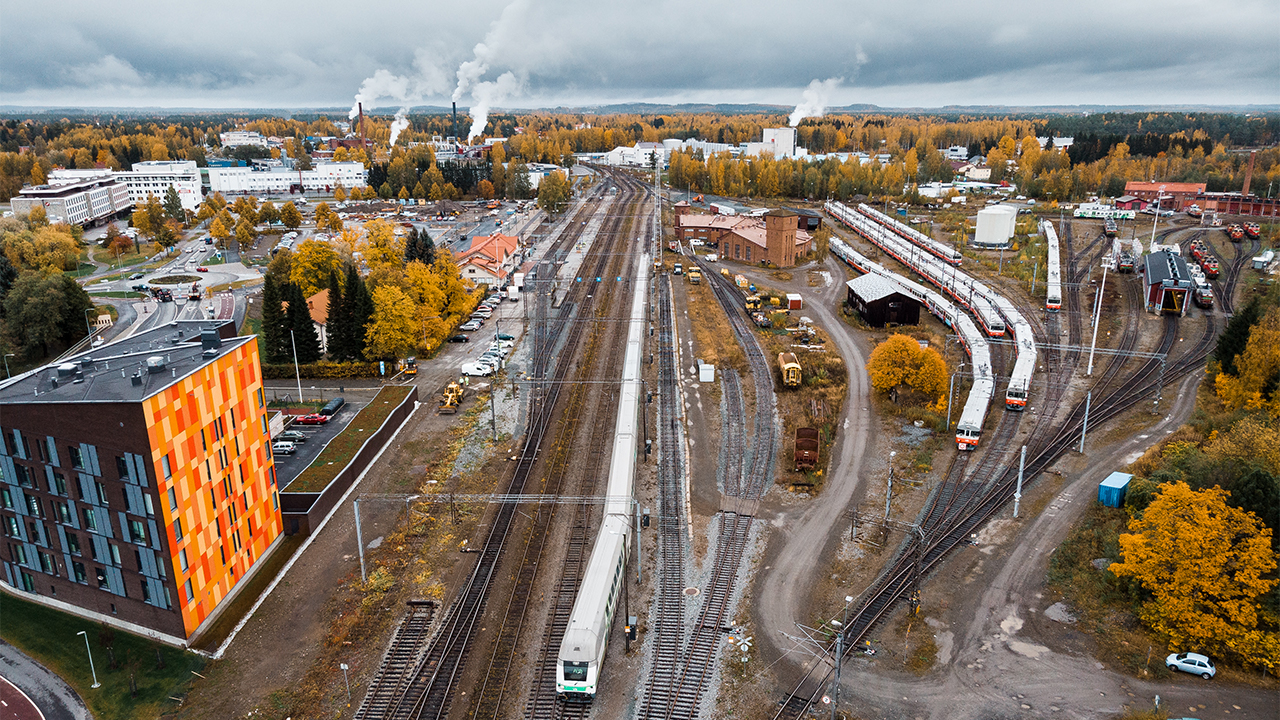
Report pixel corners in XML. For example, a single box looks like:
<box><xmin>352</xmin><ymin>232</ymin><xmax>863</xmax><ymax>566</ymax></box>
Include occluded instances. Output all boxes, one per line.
<box><xmin>459</xmin><ymin>320</ymin><xmax>482</xmax><ymax>331</ymax></box>
<box><xmin>461</xmin><ymin>361</ymin><xmax>494</xmax><ymax>376</ymax></box>
<box><xmin>1166</xmin><ymin>652</ymin><xmax>1215</xmax><ymax>679</ymax></box>
<box><xmin>272</xmin><ymin>441</ymin><xmax>297</xmax><ymax>455</ymax></box>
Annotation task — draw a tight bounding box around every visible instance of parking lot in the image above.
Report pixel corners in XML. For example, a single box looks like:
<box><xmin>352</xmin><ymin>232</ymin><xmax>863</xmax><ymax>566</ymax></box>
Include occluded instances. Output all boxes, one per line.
<box><xmin>271</xmin><ymin>398</ymin><xmax>369</xmax><ymax>488</ymax></box>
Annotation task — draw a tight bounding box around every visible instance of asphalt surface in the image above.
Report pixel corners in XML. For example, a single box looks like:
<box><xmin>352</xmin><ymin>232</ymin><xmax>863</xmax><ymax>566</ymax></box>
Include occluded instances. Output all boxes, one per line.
<box><xmin>0</xmin><ymin>642</ymin><xmax>88</xmax><ymax>720</ymax></box>
<box><xmin>269</xmin><ymin>399</ymin><xmax>370</xmax><ymax>487</ymax></box>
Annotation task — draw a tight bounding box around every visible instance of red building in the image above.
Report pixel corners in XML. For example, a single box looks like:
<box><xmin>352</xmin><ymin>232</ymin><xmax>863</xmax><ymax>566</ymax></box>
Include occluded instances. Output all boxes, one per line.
<box><xmin>1114</xmin><ymin>195</ymin><xmax>1146</xmax><ymax>211</ymax></box>
<box><xmin>1193</xmin><ymin>193</ymin><xmax>1280</xmax><ymax>218</ymax></box>
<box><xmin>1123</xmin><ymin>182</ymin><xmax>1206</xmax><ymax>211</ymax></box>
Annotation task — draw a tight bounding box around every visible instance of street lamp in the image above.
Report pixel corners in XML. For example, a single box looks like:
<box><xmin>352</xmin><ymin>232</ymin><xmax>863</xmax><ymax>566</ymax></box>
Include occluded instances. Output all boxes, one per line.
<box><xmin>3</xmin><ymin>353</ymin><xmax>13</xmax><ymax>379</ymax></box>
<box><xmin>84</xmin><ymin>307</ymin><xmax>97</xmax><ymax>339</ymax></box>
<box><xmin>76</xmin><ymin>631</ymin><xmax>101</xmax><ymax>688</ymax></box>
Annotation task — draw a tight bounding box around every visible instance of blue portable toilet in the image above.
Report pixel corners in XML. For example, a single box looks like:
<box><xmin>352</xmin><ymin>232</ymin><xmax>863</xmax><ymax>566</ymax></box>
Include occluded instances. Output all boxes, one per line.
<box><xmin>1098</xmin><ymin>472</ymin><xmax>1133</xmax><ymax>508</ymax></box>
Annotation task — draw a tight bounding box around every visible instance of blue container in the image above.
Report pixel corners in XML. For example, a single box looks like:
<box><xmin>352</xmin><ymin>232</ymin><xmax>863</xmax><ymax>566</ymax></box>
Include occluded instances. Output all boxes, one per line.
<box><xmin>1098</xmin><ymin>472</ymin><xmax>1133</xmax><ymax>508</ymax></box>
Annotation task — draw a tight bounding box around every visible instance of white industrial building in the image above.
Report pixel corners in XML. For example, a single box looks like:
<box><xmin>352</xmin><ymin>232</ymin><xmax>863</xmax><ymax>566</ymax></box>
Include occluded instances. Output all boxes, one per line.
<box><xmin>973</xmin><ymin>205</ymin><xmax>1019</xmax><ymax>248</ymax></box>
<box><xmin>943</xmin><ymin>145</ymin><xmax>970</xmax><ymax>161</ymax></box>
<box><xmin>49</xmin><ymin>161</ymin><xmax>204</xmax><ymax>213</ymax></box>
<box><xmin>524</xmin><ymin>163</ymin><xmax>566</xmax><ymax>189</ymax></box>
<box><xmin>219</xmin><ymin>131</ymin><xmax>269</xmax><ymax>148</ymax></box>
<box><xmin>10</xmin><ymin>176</ymin><xmax>132</xmax><ymax>226</ymax></box>
<box><xmin>207</xmin><ymin>161</ymin><xmax>367</xmax><ymax>195</ymax></box>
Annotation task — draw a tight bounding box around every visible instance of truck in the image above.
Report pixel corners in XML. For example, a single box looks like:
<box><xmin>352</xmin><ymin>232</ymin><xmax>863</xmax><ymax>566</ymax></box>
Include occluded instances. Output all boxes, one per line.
<box><xmin>794</xmin><ymin>427</ymin><xmax>820</xmax><ymax>471</ymax></box>
<box><xmin>744</xmin><ymin>295</ymin><xmax>762</xmax><ymax>311</ymax></box>
<box><xmin>687</xmin><ymin>269</ymin><xmax>702</xmax><ymax>284</ymax></box>
<box><xmin>673</xmin><ymin>262</ymin><xmax>683</xmax><ymax>275</ymax></box>
<box><xmin>402</xmin><ymin>357</ymin><xmax>418</xmax><ymax>376</ymax></box>
<box><xmin>188</xmin><ymin>282</ymin><xmax>201</xmax><ymax>301</ymax></box>
<box><xmin>507</xmin><ymin>285</ymin><xmax>520</xmax><ymax>301</ymax></box>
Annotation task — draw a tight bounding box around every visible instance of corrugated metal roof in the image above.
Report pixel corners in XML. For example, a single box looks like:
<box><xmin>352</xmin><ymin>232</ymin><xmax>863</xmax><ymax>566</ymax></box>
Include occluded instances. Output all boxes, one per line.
<box><xmin>846</xmin><ymin>273</ymin><xmax>904</xmax><ymax>303</ymax></box>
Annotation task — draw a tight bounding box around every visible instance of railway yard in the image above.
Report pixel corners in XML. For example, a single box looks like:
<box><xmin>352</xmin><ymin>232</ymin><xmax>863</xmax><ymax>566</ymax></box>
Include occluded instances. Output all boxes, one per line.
<box><xmin>166</xmin><ymin>168</ymin><xmax>1277</xmax><ymax>720</ymax></box>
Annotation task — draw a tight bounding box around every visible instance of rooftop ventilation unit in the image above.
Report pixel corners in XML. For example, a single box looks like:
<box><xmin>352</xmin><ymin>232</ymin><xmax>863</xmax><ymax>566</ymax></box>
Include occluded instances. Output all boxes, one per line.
<box><xmin>201</xmin><ymin>328</ymin><xmax>222</xmax><ymax>352</ymax></box>
<box><xmin>56</xmin><ymin>363</ymin><xmax>77</xmax><ymax>378</ymax></box>
<box><xmin>80</xmin><ymin>357</ymin><xmax>95</xmax><ymax>370</ymax></box>
<box><xmin>131</xmin><ymin>373</ymin><xmax>143</xmax><ymax>387</ymax></box>
<box><xmin>146</xmin><ymin>356</ymin><xmax>166</xmax><ymax>374</ymax></box>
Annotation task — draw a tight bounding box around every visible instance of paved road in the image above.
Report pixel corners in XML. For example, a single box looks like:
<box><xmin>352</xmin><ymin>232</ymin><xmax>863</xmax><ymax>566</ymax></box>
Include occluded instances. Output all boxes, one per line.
<box><xmin>0</xmin><ymin>642</ymin><xmax>88</xmax><ymax>720</ymax></box>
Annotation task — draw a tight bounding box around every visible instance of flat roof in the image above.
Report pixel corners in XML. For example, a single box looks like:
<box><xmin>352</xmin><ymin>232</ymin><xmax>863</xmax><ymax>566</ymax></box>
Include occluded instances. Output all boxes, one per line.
<box><xmin>0</xmin><ymin>320</ymin><xmax>251</xmax><ymax>405</ymax></box>
<box><xmin>1100</xmin><ymin>472</ymin><xmax>1133</xmax><ymax>488</ymax></box>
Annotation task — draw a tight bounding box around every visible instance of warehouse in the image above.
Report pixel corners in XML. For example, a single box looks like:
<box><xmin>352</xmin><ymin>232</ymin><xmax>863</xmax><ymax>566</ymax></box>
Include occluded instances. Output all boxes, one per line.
<box><xmin>1142</xmin><ymin>250</ymin><xmax>1192</xmax><ymax>315</ymax></box>
<box><xmin>845</xmin><ymin>274</ymin><xmax>920</xmax><ymax>327</ymax></box>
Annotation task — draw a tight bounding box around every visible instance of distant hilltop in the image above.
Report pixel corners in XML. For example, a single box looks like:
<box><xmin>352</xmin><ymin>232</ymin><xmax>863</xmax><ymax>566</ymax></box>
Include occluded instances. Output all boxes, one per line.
<box><xmin>0</xmin><ymin>102</ymin><xmax>1276</xmax><ymax>118</ymax></box>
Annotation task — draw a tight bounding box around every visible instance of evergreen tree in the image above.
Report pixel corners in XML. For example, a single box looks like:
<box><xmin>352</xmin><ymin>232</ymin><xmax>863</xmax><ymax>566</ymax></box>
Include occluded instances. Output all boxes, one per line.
<box><xmin>1215</xmin><ymin>297</ymin><xmax>1263</xmax><ymax>376</ymax></box>
<box><xmin>352</xmin><ymin>275</ymin><xmax>375</xmax><ymax>360</ymax></box>
<box><xmin>260</xmin><ymin>275</ymin><xmax>288</xmax><ymax>364</ymax></box>
<box><xmin>163</xmin><ymin>185</ymin><xmax>184</xmax><ymax>222</ymax></box>
<box><xmin>324</xmin><ymin>269</ymin><xmax>344</xmax><ymax>360</ymax></box>
<box><xmin>404</xmin><ymin>228</ymin><xmax>436</xmax><ymax>265</ymax></box>
<box><xmin>286</xmin><ymin>283</ymin><xmax>322</xmax><ymax>363</ymax></box>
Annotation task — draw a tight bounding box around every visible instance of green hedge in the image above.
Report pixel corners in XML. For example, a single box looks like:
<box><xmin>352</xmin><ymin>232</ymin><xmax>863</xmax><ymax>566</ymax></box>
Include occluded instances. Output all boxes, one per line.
<box><xmin>261</xmin><ymin>361</ymin><xmax>383</xmax><ymax>379</ymax></box>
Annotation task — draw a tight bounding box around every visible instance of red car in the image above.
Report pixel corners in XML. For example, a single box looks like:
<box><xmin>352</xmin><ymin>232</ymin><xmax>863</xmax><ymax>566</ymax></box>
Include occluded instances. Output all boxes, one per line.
<box><xmin>196</xmin><ymin>266</ymin><xmax>209</xmax><ymax>272</ymax></box>
<box><xmin>294</xmin><ymin>413</ymin><xmax>330</xmax><ymax>425</ymax></box>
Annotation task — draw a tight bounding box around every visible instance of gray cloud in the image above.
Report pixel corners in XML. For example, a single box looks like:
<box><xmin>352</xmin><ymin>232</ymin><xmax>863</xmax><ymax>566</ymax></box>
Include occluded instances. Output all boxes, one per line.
<box><xmin>2</xmin><ymin>0</ymin><xmax>1276</xmax><ymax>109</ymax></box>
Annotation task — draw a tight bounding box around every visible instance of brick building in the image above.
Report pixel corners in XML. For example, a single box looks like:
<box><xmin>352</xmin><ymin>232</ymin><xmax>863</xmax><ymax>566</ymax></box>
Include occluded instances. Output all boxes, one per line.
<box><xmin>674</xmin><ymin>208</ymin><xmax>810</xmax><ymax>267</ymax></box>
<box><xmin>1123</xmin><ymin>182</ymin><xmax>1207</xmax><ymax>211</ymax></box>
<box><xmin>0</xmin><ymin>321</ymin><xmax>282</xmax><ymax>643</ymax></box>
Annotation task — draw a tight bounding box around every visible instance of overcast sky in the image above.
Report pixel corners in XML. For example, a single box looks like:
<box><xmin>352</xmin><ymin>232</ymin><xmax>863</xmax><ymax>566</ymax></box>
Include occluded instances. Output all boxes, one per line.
<box><xmin>3</xmin><ymin>0</ymin><xmax>1277</xmax><ymax>111</ymax></box>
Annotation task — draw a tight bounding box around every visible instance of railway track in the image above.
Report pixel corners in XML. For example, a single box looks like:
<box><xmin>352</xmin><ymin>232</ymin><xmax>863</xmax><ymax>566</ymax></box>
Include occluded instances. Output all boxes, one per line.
<box><xmin>772</xmin><ymin>218</ymin><xmax>1236</xmax><ymax>719</ymax></box>
<box><xmin>640</xmin><ymin>272</ymin><xmax>691</xmax><ymax>718</ymax></box>
<box><xmin>720</xmin><ymin>369</ymin><xmax>747</xmax><ymax>498</ymax></box>
<box><xmin>359</xmin><ymin>179</ymin><xmax>642</xmax><ymax>720</ymax></box>
<box><xmin>354</xmin><ymin>602</ymin><xmax>438</xmax><ymax>720</ymax></box>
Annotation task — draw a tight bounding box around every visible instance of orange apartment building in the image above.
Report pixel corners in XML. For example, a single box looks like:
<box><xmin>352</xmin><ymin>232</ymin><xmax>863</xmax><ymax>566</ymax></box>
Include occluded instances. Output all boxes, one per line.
<box><xmin>0</xmin><ymin>320</ymin><xmax>281</xmax><ymax>644</ymax></box>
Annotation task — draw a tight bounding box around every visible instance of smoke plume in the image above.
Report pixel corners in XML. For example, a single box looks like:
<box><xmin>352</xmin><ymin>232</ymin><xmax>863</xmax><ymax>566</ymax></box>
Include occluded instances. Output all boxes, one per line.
<box><xmin>389</xmin><ymin>107</ymin><xmax>410</xmax><ymax>146</ymax></box>
<box><xmin>789</xmin><ymin>77</ymin><xmax>843</xmax><ymax>127</ymax></box>
<box><xmin>466</xmin><ymin>71</ymin><xmax>522</xmax><ymax>142</ymax></box>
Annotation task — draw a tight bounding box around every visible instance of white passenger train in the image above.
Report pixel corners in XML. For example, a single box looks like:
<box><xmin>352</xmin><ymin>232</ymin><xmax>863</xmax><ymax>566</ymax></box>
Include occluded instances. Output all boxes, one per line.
<box><xmin>857</xmin><ymin>203</ymin><xmax>965</xmax><ymax>265</ymax></box>
<box><xmin>556</xmin><ymin>252</ymin><xmax>650</xmax><ymax>699</ymax></box>
<box><xmin>829</xmin><ymin>236</ymin><xmax>995</xmax><ymax>450</ymax></box>
<box><xmin>827</xmin><ymin>201</ymin><xmax>1039</xmax><ymax>438</ymax></box>
<box><xmin>1043</xmin><ymin>220</ymin><xmax>1062</xmax><ymax>312</ymax></box>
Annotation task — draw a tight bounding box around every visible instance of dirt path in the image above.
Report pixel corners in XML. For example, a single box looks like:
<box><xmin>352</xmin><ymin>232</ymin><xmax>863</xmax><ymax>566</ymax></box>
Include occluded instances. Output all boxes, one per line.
<box><xmin>749</xmin><ymin>257</ymin><xmax>881</xmax><ymax>675</ymax></box>
<box><xmin>835</xmin><ymin>372</ymin><xmax>1278</xmax><ymax>719</ymax></box>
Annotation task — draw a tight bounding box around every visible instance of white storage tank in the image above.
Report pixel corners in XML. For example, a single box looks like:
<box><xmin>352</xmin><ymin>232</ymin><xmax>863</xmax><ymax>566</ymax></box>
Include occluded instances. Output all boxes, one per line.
<box><xmin>973</xmin><ymin>205</ymin><xmax>1018</xmax><ymax>248</ymax></box>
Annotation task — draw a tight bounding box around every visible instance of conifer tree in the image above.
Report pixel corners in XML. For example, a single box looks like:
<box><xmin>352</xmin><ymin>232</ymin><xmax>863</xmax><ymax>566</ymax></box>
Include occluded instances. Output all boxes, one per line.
<box><xmin>260</xmin><ymin>275</ymin><xmax>288</xmax><ymax>364</ymax></box>
<box><xmin>286</xmin><ymin>283</ymin><xmax>322</xmax><ymax>363</ymax></box>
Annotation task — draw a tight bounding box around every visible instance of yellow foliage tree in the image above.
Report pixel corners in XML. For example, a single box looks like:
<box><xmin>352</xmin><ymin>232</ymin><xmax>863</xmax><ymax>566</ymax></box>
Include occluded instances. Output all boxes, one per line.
<box><xmin>1111</xmin><ymin>482</ymin><xmax>1278</xmax><ymax>671</ymax></box>
<box><xmin>360</xmin><ymin>219</ymin><xmax>405</xmax><ymax>274</ymax></box>
<box><xmin>866</xmin><ymin>334</ymin><xmax>947</xmax><ymax>404</ymax></box>
<box><xmin>290</xmin><ymin>239</ymin><xmax>341</xmax><ymax>297</ymax></box>
<box><xmin>209</xmin><ymin>217</ymin><xmax>229</xmax><ymax>244</ymax></box>
<box><xmin>334</xmin><ymin>184</ymin><xmax>347</xmax><ymax>202</ymax></box>
<box><xmin>1215</xmin><ymin>307</ymin><xmax>1280</xmax><ymax>417</ymax></box>
<box><xmin>364</xmin><ymin>285</ymin><xmax>418</xmax><ymax>361</ymax></box>
<box><xmin>2</xmin><ymin>225</ymin><xmax>81</xmax><ymax>271</ymax></box>
<box><xmin>280</xmin><ymin>201</ymin><xmax>302</xmax><ymax>230</ymax></box>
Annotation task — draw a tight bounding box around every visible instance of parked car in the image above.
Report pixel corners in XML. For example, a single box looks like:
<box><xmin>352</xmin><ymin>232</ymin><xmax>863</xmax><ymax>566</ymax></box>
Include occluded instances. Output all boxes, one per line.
<box><xmin>272</xmin><ymin>441</ymin><xmax>297</xmax><ymax>455</ymax></box>
<box><xmin>294</xmin><ymin>413</ymin><xmax>330</xmax><ymax>425</ymax></box>
<box><xmin>497</xmin><ymin>333</ymin><xmax>514</xmax><ymax>341</ymax></box>
<box><xmin>277</xmin><ymin>430</ymin><xmax>307</xmax><ymax>442</ymax></box>
<box><xmin>447</xmin><ymin>334</ymin><xmax>470</xmax><ymax>343</ymax></box>
<box><xmin>472</xmin><ymin>308</ymin><xmax>493</xmax><ymax>318</ymax></box>
<box><xmin>461</xmin><ymin>362</ymin><xmax>494</xmax><ymax>376</ymax></box>
<box><xmin>1166</xmin><ymin>652</ymin><xmax>1215</xmax><ymax>679</ymax></box>
<box><xmin>460</xmin><ymin>320</ymin><xmax>482</xmax><ymax>332</ymax></box>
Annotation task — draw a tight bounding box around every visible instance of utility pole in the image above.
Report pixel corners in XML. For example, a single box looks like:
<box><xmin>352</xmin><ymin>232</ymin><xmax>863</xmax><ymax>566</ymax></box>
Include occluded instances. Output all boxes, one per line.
<box><xmin>1014</xmin><ymin>445</ymin><xmax>1026</xmax><ymax>518</ymax></box>
<box><xmin>1079</xmin><ymin>391</ymin><xmax>1092</xmax><ymax>453</ymax></box>
<box><xmin>354</xmin><ymin>497</ymin><xmax>366</xmax><ymax>583</ymax></box>
<box><xmin>1087</xmin><ymin>262</ymin><xmax>1108</xmax><ymax>375</ymax></box>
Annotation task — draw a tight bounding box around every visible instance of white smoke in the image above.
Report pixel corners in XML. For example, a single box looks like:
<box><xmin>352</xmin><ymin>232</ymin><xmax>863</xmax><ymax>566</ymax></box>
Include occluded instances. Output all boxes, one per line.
<box><xmin>452</xmin><ymin>0</ymin><xmax>530</xmax><ymax>141</ymax></box>
<box><xmin>789</xmin><ymin>77</ymin><xmax>844</xmax><ymax>127</ymax></box>
<box><xmin>467</xmin><ymin>72</ymin><xmax>522</xmax><ymax>142</ymax></box>
<box><xmin>389</xmin><ymin>108</ymin><xmax>410</xmax><ymax>146</ymax></box>
<box><xmin>349</xmin><ymin>69</ymin><xmax>412</xmax><ymax>120</ymax></box>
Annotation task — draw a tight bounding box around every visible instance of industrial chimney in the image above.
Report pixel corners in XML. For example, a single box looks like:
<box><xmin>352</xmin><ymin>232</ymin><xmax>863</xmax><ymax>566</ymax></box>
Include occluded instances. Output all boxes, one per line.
<box><xmin>1243</xmin><ymin>150</ymin><xmax>1256</xmax><ymax>197</ymax></box>
<box><xmin>452</xmin><ymin>102</ymin><xmax>458</xmax><ymax>142</ymax></box>
<box><xmin>358</xmin><ymin>102</ymin><xmax>366</xmax><ymax>145</ymax></box>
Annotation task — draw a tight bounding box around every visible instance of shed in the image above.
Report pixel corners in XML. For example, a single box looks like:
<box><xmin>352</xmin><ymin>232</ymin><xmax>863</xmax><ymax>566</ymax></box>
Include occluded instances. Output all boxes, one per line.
<box><xmin>1253</xmin><ymin>250</ymin><xmax>1274</xmax><ymax>270</ymax></box>
<box><xmin>1142</xmin><ymin>251</ymin><xmax>1192</xmax><ymax>315</ymax></box>
<box><xmin>845</xmin><ymin>275</ymin><xmax>921</xmax><ymax>328</ymax></box>
<box><xmin>1114</xmin><ymin>195</ymin><xmax>1147</xmax><ymax>211</ymax></box>
<box><xmin>1098</xmin><ymin>472</ymin><xmax>1133</xmax><ymax>508</ymax></box>
<box><xmin>785</xmin><ymin>293</ymin><xmax>803</xmax><ymax>310</ymax></box>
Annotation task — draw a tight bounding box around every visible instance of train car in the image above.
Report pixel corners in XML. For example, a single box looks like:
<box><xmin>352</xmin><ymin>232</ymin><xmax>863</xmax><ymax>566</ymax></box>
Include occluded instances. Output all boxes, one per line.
<box><xmin>557</xmin><ymin>252</ymin><xmax>650</xmax><ymax>699</ymax></box>
<box><xmin>856</xmin><ymin>203</ymin><xmax>964</xmax><ymax>265</ymax></box>
<box><xmin>1244</xmin><ymin>222</ymin><xmax>1261</xmax><ymax>240</ymax></box>
<box><xmin>1104</xmin><ymin>218</ymin><xmax>1118</xmax><ymax>238</ymax></box>
<box><xmin>778</xmin><ymin>352</ymin><xmax>802</xmax><ymax>387</ymax></box>
<box><xmin>1228</xmin><ymin>225</ymin><xmax>1245</xmax><ymax>242</ymax></box>
<box><xmin>1193</xmin><ymin>286</ymin><xmax>1214</xmax><ymax>309</ymax></box>
<box><xmin>972</xmin><ymin>294</ymin><xmax>1006</xmax><ymax>337</ymax></box>
<box><xmin>1043</xmin><ymin>220</ymin><xmax>1062</xmax><ymax>312</ymax></box>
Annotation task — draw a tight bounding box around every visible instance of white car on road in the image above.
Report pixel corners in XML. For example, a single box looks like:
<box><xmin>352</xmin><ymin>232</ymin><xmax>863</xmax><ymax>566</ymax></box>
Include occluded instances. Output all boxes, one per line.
<box><xmin>461</xmin><ymin>361</ymin><xmax>495</xmax><ymax>377</ymax></box>
<box><xmin>1166</xmin><ymin>652</ymin><xmax>1215</xmax><ymax>679</ymax></box>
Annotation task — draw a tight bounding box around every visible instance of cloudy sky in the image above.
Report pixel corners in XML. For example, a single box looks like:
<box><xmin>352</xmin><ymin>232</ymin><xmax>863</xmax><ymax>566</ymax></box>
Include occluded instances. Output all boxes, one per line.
<box><xmin>2</xmin><ymin>0</ymin><xmax>1277</xmax><ymax>111</ymax></box>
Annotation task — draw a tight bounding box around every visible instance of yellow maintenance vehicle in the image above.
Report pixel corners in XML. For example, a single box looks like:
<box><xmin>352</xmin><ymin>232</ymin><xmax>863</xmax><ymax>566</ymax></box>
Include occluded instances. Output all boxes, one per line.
<box><xmin>439</xmin><ymin>381</ymin><xmax>465</xmax><ymax>414</ymax></box>
<box><xmin>778</xmin><ymin>352</ymin><xmax>802</xmax><ymax>387</ymax></box>
<box><xmin>402</xmin><ymin>357</ymin><xmax>418</xmax><ymax>376</ymax></box>
<box><xmin>744</xmin><ymin>294</ymin><xmax>762</xmax><ymax>311</ymax></box>
<box><xmin>688</xmin><ymin>268</ymin><xmax>702</xmax><ymax>284</ymax></box>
